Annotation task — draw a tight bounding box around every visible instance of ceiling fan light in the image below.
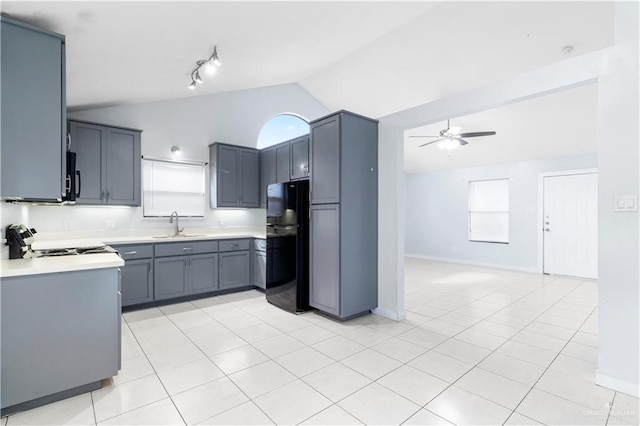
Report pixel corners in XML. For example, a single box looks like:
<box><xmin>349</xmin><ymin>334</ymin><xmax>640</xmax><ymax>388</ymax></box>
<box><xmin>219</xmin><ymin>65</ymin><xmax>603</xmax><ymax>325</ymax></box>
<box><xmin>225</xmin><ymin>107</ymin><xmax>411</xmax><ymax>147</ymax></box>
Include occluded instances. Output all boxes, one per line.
<box><xmin>438</xmin><ymin>139</ymin><xmax>460</xmax><ymax>150</ymax></box>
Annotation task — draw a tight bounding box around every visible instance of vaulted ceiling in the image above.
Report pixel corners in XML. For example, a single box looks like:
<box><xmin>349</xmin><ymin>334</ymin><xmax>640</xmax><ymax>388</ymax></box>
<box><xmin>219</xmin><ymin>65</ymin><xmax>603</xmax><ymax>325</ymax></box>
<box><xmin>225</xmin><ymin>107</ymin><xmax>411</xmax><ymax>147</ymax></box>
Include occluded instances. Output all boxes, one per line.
<box><xmin>1</xmin><ymin>1</ymin><xmax>614</xmax><ymax>118</ymax></box>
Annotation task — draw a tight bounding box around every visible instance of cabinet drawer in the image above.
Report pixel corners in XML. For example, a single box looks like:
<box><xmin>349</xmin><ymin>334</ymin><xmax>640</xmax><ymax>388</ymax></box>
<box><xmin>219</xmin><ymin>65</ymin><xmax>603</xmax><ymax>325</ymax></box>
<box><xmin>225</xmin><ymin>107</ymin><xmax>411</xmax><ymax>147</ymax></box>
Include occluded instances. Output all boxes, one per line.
<box><xmin>219</xmin><ymin>239</ymin><xmax>250</xmax><ymax>252</ymax></box>
<box><xmin>113</xmin><ymin>244</ymin><xmax>153</xmax><ymax>260</ymax></box>
<box><xmin>154</xmin><ymin>240</ymin><xmax>218</xmax><ymax>257</ymax></box>
<box><xmin>253</xmin><ymin>239</ymin><xmax>266</xmax><ymax>252</ymax></box>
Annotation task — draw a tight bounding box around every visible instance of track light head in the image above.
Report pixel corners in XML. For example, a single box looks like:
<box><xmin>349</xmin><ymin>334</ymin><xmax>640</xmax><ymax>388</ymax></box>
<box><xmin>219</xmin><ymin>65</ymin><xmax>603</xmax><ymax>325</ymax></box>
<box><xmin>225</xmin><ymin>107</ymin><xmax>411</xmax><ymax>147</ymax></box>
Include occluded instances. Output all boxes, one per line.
<box><xmin>188</xmin><ymin>81</ymin><xmax>197</xmax><ymax>90</ymax></box>
<box><xmin>212</xmin><ymin>47</ymin><xmax>221</xmax><ymax>66</ymax></box>
<box><xmin>205</xmin><ymin>60</ymin><xmax>216</xmax><ymax>75</ymax></box>
<box><xmin>195</xmin><ymin>71</ymin><xmax>203</xmax><ymax>84</ymax></box>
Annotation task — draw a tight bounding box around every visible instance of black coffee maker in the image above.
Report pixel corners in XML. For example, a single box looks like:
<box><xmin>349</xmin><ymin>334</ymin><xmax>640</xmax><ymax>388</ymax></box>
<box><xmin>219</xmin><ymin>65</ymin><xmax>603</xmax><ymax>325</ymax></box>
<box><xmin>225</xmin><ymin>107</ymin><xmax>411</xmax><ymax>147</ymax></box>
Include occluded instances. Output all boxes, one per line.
<box><xmin>5</xmin><ymin>224</ymin><xmax>37</xmax><ymax>259</ymax></box>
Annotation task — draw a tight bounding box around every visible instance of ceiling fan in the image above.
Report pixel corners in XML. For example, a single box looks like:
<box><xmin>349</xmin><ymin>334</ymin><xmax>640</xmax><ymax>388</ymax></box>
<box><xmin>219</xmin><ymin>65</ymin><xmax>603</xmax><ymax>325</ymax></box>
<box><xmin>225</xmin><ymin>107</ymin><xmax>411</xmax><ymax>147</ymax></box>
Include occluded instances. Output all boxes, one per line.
<box><xmin>409</xmin><ymin>120</ymin><xmax>496</xmax><ymax>150</ymax></box>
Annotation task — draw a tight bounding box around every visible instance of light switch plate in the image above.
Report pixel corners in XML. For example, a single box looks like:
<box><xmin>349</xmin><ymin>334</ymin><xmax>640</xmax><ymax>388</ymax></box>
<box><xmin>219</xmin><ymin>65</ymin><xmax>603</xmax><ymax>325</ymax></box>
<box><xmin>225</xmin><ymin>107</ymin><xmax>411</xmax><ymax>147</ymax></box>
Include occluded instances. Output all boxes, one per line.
<box><xmin>614</xmin><ymin>195</ymin><xmax>638</xmax><ymax>212</ymax></box>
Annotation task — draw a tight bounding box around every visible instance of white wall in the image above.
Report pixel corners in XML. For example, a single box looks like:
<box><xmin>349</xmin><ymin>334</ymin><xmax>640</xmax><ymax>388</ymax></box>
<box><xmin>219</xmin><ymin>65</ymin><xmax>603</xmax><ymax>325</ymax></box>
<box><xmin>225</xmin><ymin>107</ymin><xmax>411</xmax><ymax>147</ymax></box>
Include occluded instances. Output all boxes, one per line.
<box><xmin>1</xmin><ymin>83</ymin><xmax>328</xmax><ymax>234</ymax></box>
<box><xmin>379</xmin><ymin>1</ymin><xmax>638</xmax><ymax>396</ymax></box>
<box><xmin>405</xmin><ymin>154</ymin><xmax>597</xmax><ymax>272</ymax></box>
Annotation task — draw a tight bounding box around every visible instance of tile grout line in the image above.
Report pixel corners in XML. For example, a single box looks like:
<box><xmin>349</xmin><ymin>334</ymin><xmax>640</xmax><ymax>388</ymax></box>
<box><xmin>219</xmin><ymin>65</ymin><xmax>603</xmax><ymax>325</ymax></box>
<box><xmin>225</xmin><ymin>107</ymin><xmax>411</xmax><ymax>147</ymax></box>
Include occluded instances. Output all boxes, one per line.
<box><xmin>390</xmin><ymin>274</ymin><xmax>592</xmax><ymax>424</ymax></box>
<box><xmin>501</xmin><ymin>301</ymin><xmax>600</xmax><ymax>425</ymax></box>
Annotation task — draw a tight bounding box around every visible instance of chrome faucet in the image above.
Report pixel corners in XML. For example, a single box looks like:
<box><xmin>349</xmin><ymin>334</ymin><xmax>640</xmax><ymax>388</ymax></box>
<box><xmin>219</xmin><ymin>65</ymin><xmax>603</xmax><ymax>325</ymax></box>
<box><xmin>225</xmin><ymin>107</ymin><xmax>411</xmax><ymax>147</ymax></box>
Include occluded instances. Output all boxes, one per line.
<box><xmin>169</xmin><ymin>211</ymin><xmax>183</xmax><ymax>236</ymax></box>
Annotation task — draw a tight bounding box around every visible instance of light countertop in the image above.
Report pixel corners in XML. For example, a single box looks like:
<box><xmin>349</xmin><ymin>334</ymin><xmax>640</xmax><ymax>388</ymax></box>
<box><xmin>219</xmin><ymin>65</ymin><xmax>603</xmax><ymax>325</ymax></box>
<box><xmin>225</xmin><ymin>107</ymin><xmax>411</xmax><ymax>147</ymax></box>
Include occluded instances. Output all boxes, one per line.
<box><xmin>2</xmin><ymin>227</ymin><xmax>266</xmax><ymax>278</ymax></box>
<box><xmin>1</xmin><ymin>253</ymin><xmax>124</xmax><ymax>278</ymax></box>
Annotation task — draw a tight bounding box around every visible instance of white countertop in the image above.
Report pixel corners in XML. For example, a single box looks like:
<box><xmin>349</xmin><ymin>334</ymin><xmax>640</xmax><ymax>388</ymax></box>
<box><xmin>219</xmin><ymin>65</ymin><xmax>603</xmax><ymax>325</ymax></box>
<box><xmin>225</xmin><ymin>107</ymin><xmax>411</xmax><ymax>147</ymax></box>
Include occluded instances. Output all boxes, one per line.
<box><xmin>2</xmin><ymin>227</ymin><xmax>266</xmax><ymax>278</ymax></box>
<box><xmin>1</xmin><ymin>253</ymin><xmax>124</xmax><ymax>278</ymax></box>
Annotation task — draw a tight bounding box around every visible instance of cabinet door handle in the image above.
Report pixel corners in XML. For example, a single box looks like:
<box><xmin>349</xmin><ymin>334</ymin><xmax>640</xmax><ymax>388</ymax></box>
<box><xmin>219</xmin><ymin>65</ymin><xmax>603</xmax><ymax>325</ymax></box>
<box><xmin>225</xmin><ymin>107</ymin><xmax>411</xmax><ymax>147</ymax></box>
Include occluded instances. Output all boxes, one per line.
<box><xmin>106</xmin><ymin>191</ymin><xmax>110</xmax><ymax>202</ymax></box>
<box><xmin>67</xmin><ymin>133</ymin><xmax>72</xmax><ymax>151</ymax></box>
<box><xmin>147</xmin><ymin>262</ymin><xmax>151</xmax><ymax>272</ymax></box>
<box><xmin>101</xmin><ymin>191</ymin><xmax>104</xmax><ymax>200</ymax></box>
<box><xmin>183</xmin><ymin>247</ymin><xmax>193</xmax><ymax>251</ymax></box>
<box><xmin>76</xmin><ymin>171</ymin><xmax>81</xmax><ymax>197</ymax></box>
<box><xmin>123</xmin><ymin>251</ymin><xmax>137</xmax><ymax>255</ymax></box>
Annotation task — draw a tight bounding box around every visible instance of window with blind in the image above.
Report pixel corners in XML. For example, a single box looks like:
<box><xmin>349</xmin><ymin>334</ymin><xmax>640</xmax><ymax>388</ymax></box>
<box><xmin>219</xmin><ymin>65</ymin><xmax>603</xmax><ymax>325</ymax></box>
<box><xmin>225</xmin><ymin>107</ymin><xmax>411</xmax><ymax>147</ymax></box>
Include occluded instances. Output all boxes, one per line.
<box><xmin>468</xmin><ymin>178</ymin><xmax>509</xmax><ymax>243</ymax></box>
<box><xmin>142</xmin><ymin>159</ymin><xmax>206</xmax><ymax>217</ymax></box>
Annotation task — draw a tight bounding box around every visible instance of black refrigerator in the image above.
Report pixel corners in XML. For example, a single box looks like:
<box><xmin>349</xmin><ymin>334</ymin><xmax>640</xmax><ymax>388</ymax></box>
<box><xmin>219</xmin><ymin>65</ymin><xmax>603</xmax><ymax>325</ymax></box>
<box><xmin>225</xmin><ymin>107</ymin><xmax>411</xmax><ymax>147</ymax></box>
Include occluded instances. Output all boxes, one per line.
<box><xmin>266</xmin><ymin>181</ymin><xmax>310</xmax><ymax>313</ymax></box>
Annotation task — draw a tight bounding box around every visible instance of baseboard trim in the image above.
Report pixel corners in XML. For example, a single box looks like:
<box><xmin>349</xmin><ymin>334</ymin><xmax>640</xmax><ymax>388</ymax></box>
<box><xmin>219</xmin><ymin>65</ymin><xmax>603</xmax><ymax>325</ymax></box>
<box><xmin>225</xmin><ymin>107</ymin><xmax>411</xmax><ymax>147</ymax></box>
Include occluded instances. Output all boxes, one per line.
<box><xmin>596</xmin><ymin>371</ymin><xmax>640</xmax><ymax>397</ymax></box>
<box><xmin>372</xmin><ymin>307</ymin><xmax>406</xmax><ymax>321</ymax></box>
<box><xmin>405</xmin><ymin>253</ymin><xmax>538</xmax><ymax>274</ymax></box>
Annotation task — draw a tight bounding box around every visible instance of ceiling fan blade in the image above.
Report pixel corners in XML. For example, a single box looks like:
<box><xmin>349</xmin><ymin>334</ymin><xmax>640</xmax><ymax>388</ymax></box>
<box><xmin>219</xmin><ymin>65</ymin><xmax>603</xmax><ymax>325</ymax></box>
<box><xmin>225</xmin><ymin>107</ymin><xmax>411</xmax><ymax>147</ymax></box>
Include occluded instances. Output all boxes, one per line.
<box><xmin>459</xmin><ymin>131</ymin><xmax>496</xmax><ymax>138</ymax></box>
<box><xmin>409</xmin><ymin>135</ymin><xmax>440</xmax><ymax>138</ymax></box>
<box><xmin>418</xmin><ymin>138</ymin><xmax>444</xmax><ymax>147</ymax></box>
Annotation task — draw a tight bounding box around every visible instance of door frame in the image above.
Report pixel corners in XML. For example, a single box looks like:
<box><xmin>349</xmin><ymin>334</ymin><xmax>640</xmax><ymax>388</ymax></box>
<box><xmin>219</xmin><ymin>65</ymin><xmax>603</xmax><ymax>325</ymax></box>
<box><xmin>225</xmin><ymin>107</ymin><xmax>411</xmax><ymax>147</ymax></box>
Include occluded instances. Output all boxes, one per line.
<box><xmin>537</xmin><ymin>168</ymin><xmax>598</xmax><ymax>274</ymax></box>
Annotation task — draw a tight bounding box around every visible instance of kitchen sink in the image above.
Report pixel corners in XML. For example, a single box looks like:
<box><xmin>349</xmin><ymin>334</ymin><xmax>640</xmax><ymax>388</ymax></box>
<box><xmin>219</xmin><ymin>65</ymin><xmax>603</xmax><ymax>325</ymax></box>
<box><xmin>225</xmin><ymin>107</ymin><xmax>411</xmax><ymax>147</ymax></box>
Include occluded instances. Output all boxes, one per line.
<box><xmin>152</xmin><ymin>234</ymin><xmax>207</xmax><ymax>239</ymax></box>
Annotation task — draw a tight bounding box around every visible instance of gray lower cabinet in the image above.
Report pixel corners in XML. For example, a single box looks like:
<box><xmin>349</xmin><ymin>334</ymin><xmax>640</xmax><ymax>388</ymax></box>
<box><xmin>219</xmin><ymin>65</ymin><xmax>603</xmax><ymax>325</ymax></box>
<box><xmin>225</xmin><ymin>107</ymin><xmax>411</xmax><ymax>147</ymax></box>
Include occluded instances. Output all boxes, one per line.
<box><xmin>309</xmin><ymin>204</ymin><xmax>340</xmax><ymax>316</ymax></box>
<box><xmin>1</xmin><ymin>17</ymin><xmax>66</xmax><ymax>201</ymax></box>
<box><xmin>209</xmin><ymin>143</ymin><xmax>260</xmax><ymax>208</ymax></box>
<box><xmin>70</xmin><ymin>119</ymin><xmax>142</xmax><ymax>206</ymax></box>
<box><xmin>112</xmin><ymin>244</ymin><xmax>153</xmax><ymax>306</ymax></box>
<box><xmin>120</xmin><ymin>259</ymin><xmax>153</xmax><ymax>306</ymax></box>
<box><xmin>252</xmin><ymin>239</ymin><xmax>267</xmax><ymax>290</ymax></box>
<box><xmin>154</xmin><ymin>257</ymin><xmax>188</xmax><ymax>300</ymax></box>
<box><xmin>219</xmin><ymin>239</ymin><xmax>251</xmax><ymax>290</ymax></box>
<box><xmin>219</xmin><ymin>251</ymin><xmax>250</xmax><ymax>290</ymax></box>
<box><xmin>154</xmin><ymin>254</ymin><xmax>218</xmax><ymax>301</ymax></box>
<box><xmin>1</xmin><ymin>268</ymin><xmax>119</xmax><ymax>414</ymax></box>
<box><xmin>189</xmin><ymin>253</ymin><xmax>219</xmax><ymax>295</ymax></box>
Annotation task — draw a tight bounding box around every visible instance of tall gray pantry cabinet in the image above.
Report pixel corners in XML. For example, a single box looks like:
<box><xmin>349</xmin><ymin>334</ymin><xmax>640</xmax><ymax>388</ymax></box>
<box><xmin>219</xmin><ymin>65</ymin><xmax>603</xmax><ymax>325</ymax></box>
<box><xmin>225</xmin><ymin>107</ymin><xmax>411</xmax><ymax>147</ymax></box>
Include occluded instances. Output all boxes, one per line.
<box><xmin>1</xmin><ymin>17</ymin><xmax>66</xmax><ymax>201</ymax></box>
<box><xmin>309</xmin><ymin>111</ymin><xmax>378</xmax><ymax>320</ymax></box>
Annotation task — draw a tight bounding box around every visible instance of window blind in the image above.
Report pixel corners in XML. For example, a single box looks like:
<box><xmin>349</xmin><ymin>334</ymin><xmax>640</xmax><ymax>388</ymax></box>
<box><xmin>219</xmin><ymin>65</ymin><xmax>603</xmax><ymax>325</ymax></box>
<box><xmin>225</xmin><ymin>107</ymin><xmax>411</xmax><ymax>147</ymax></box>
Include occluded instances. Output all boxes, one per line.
<box><xmin>142</xmin><ymin>159</ymin><xmax>205</xmax><ymax>217</ymax></box>
<box><xmin>468</xmin><ymin>178</ymin><xmax>509</xmax><ymax>243</ymax></box>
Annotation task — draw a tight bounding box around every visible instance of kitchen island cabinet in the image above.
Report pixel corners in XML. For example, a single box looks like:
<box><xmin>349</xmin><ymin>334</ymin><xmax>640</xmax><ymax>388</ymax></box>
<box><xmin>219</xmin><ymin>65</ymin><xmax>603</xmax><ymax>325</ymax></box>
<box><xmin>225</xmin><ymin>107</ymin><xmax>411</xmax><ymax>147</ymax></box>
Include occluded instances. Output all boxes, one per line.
<box><xmin>1</xmin><ymin>267</ymin><xmax>121</xmax><ymax>415</ymax></box>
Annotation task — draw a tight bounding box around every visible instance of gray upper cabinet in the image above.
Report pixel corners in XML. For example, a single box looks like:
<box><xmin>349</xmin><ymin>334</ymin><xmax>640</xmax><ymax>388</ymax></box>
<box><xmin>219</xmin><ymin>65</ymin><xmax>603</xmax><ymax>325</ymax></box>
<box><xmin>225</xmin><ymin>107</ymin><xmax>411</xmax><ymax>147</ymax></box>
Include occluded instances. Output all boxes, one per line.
<box><xmin>240</xmin><ymin>149</ymin><xmax>260</xmax><ymax>207</ymax></box>
<box><xmin>309</xmin><ymin>111</ymin><xmax>378</xmax><ymax>320</ymax></box>
<box><xmin>105</xmin><ymin>128</ymin><xmax>141</xmax><ymax>205</ymax></box>
<box><xmin>310</xmin><ymin>115</ymin><xmax>340</xmax><ymax>204</ymax></box>
<box><xmin>70</xmin><ymin>120</ymin><xmax>141</xmax><ymax>206</ymax></box>
<box><xmin>210</xmin><ymin>143</ymin><xmax>260</xmax><ymax>208</ymax></box>
<box><xmin>275</xmin><ymin>143</ymin><xmax>290</xmax><ymax>183</ymax></box>
<box><xmin>1</xmin><ymin>17</ymin><xmax>66</xmax><ymax>201</ymax></box>
<box><xmin>261</xmin><ymin>148</ymin><xmax>277</xmax><ymax>206</ymax></box>
<box><xmin>290</xmin><ymin>136</ymin><xmax>310</xmax><ymax>180</ymax></box>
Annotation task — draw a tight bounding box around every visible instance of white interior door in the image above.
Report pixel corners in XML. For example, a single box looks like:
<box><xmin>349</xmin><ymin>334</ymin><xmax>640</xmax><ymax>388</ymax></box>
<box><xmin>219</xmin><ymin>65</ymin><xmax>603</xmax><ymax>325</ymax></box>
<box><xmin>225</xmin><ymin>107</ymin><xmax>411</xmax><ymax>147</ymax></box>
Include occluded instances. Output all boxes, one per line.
<box><xmin>543</xmin><ymin>173</ymin><xmax>598</xmax><ymax>279</ymax></box>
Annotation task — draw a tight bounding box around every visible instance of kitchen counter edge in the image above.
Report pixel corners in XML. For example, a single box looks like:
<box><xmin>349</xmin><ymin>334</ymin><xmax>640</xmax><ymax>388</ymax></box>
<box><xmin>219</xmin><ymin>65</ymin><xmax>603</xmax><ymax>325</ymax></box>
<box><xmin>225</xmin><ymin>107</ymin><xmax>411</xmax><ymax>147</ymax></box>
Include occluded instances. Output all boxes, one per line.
<box><xmin>1</xmin><ymin>253</ymin><xmax>124</xmax><ymax>278</ymax></box>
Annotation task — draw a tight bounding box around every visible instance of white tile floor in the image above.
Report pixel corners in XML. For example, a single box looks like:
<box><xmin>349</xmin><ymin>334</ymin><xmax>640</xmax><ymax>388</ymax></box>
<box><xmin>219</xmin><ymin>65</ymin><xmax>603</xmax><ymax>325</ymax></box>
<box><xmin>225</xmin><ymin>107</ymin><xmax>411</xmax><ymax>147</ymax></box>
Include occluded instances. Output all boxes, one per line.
<box><xmin>3</xmin><ymin>259</ymin><xmax>639</xmax><ymax>425</ymax></box>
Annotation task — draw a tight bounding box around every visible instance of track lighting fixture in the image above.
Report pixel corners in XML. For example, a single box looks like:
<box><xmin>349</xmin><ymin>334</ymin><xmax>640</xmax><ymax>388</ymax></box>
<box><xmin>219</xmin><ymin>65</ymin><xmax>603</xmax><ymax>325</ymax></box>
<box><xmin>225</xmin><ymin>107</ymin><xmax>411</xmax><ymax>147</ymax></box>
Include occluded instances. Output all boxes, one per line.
<box><xmin>188</xmin><ymin>46</ymin><xmax>221</xmax><ymax>90</ymax></box>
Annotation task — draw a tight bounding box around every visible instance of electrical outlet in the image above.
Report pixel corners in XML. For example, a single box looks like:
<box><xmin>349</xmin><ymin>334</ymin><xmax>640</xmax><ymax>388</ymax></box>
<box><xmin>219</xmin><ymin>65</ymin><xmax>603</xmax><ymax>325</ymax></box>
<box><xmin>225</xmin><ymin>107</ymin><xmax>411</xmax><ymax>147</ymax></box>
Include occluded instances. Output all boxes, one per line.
<box><xmin>106</xmin><ymin>220</ymin><xmax>118</xmax><ymax>231</ymax></box>
<box><xmin>63</xmin><ymin>221</ymin><xmax>72</xmax><ymax>230</ymax></box>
